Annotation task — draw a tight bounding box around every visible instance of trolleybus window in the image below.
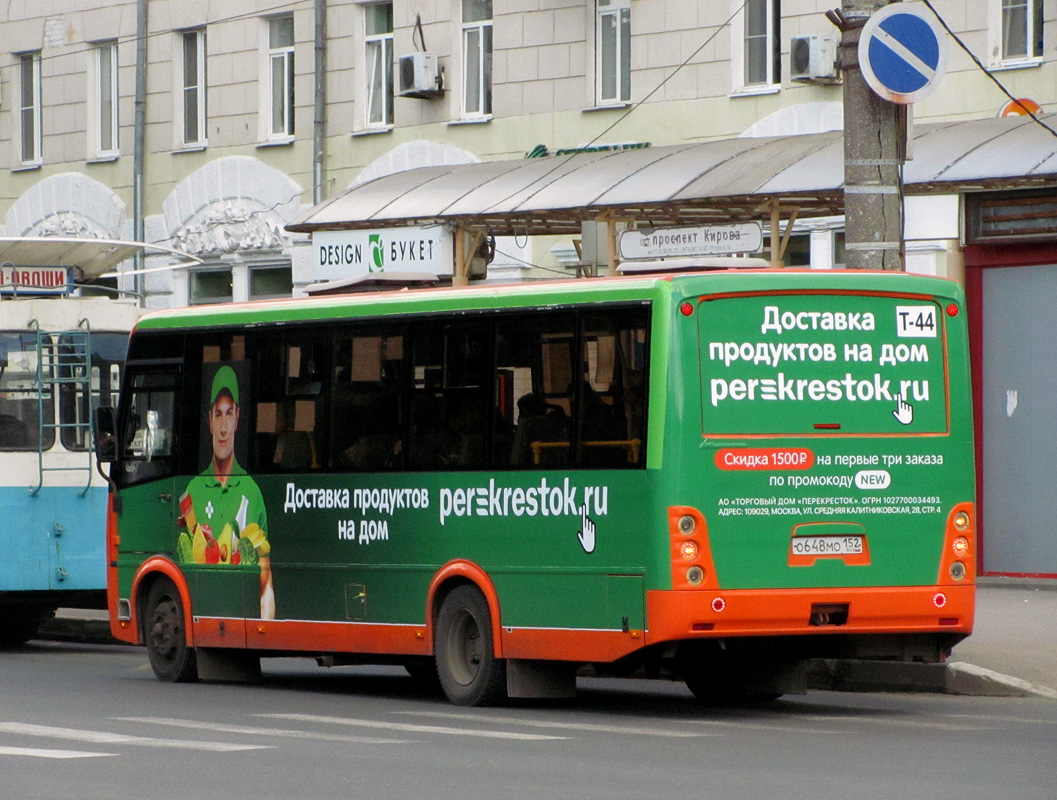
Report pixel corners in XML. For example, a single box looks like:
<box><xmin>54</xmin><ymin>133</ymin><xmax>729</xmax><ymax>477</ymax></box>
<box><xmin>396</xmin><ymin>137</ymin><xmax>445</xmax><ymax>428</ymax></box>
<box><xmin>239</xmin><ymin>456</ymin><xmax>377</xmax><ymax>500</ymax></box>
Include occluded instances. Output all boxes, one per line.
<box><xmin>0</xmin><ymin>333</ymin><xmax>54</xmax><ymax>451</ymax></box>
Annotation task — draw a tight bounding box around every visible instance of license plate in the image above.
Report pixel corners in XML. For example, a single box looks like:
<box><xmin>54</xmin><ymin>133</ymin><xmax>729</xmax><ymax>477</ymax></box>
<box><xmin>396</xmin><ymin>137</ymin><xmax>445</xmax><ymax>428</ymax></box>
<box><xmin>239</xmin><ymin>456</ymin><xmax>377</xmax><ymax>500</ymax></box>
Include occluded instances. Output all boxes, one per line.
<box><xmin>790</xmin><ymin>535</ymin><xmax>864</xmax><ymax>557</ymax></box>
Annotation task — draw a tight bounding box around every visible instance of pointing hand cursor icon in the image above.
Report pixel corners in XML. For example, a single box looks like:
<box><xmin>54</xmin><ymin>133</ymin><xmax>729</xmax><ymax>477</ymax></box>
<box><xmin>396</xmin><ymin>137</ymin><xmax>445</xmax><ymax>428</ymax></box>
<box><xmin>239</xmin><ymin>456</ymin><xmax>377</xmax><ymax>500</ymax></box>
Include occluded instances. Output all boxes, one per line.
<box><xmin>893</xmin><ymin>394</ymin><xmax>914</xmax><ymax>425</ymax></box>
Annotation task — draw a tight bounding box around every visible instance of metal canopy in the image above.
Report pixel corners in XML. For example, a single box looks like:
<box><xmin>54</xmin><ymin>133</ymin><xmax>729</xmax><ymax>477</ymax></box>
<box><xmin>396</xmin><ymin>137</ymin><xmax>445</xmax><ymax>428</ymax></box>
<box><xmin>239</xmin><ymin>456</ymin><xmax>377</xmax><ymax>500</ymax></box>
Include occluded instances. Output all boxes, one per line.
<box><xmin>0</xmin><ymin>237</ymin><xmax>200</xmax><ymax>279</ymax></box>
<box><xmin>288</xmin><ymin>114</ymin><xmax>1057</xmax><ymax>237</ymax></box>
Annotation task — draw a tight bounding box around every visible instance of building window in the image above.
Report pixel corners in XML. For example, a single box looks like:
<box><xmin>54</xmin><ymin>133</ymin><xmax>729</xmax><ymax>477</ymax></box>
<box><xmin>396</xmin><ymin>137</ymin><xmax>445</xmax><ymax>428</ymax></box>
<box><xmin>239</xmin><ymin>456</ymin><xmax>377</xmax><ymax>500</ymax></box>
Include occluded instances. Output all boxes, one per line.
<box><xmin>181</xmin><ymin>30</ymin><xmax>207</xmax><ymax>147</ymax></box>
<box><xmin>364</xmin><ymin>3</ymin><xmax>394</xmax><ymax>128</ymax></box>
<box><xmin>596</xmin><ymin>0</ymin><xmax>630</xmax><ymax>105</ymax></box>
<box><xmin>18</xmin><ymin>52</ymin><xmax>42</xmax><ymax>166</ymax></box>
<box><xmin>249</xmin><ymin>265</ymin><xmax>293</xmax><ymax>300</ymax></box>
<box><xmin>90</xmin><ymin>42</ymin><xmax>119</xmax><ymax>157</ymax></box>
<box><xmin>266</xmin><ymin>15</ymin><xmax>295</xmax><ymax>139</ymax></box>
<box><xmin>462</xmin><ymin>0</ymin><xmax>492</xmax><ymax>118</ymax></box>
<box><xmin>190</xmin><ymin>269</ymin><xmax>233</xmax><ymax>305</ymax></box>
<box><xmin>744</xmin><ymin>0</ymin><xmax>779</xmax><ymax>87</ymax></box>
<box><xmin>1001</xmin><ymin>0</ymin><xmax>1043</xmax><ymax>61</ymax></box>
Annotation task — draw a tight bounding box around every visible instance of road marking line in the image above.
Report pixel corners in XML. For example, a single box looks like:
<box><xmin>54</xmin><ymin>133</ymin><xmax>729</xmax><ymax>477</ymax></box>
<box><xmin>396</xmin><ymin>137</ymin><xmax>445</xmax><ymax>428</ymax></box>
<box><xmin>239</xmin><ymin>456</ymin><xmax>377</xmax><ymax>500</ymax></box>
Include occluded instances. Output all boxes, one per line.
<box><xmin>681</xmin><ymin>719</ymin><xmax>841</xmax><ymax>735</ymax></box>
<box><xmin>0</xmin><ymin>746</ymin><xmax>115</xmax><ymax>759</ymax></box>
<box><xmin>395</xmin><ymin>710</ymin><xmax>716</xmax><ymax>738</ymax></box>
<box><xmin>0</xmin><ymin>722</ymin><xmax>270</xmax><ymax>751</ymax></box>
<box><xmin>784</xmin><ymin>715</ymin><xmax>989</xmax><ymax>732</ymax></box>
<box><xmin>114</xmin><ymin>717</ymin><xmax>410</xmax><ymax>745</ymax></box>
<box><xmin>261</xmin><ymin>713</ymin><xmax>569</xmax><ymax>741</ymax></box>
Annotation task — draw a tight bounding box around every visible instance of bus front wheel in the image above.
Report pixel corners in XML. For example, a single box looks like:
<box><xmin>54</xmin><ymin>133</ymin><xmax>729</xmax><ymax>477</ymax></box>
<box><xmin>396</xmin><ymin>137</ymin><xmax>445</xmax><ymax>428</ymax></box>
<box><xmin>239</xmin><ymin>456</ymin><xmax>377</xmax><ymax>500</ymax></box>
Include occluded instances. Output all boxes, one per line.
<box><xmin>435</xmin><ymin>585</ymin><xmax>507</xmax><ymax>706</ymax></box>
<box><xmin>144</xmin><ymin>579</ymin><xmax>198</xmax><ymax>683</ymax></box>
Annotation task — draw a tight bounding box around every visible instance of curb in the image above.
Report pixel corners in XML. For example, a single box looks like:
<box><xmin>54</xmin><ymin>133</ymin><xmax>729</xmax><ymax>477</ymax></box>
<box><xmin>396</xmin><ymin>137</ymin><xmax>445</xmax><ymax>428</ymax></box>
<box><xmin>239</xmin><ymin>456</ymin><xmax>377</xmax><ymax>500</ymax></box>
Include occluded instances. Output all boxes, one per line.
<box><xmin>808</xmin><ymin>658</ymin><xmax>1057</xmax><ymax>699</ymax></box>
<box><xmin>37</xmin><ymin>615</ymin><xmax>118</xmax><ymax>646</ymax></box>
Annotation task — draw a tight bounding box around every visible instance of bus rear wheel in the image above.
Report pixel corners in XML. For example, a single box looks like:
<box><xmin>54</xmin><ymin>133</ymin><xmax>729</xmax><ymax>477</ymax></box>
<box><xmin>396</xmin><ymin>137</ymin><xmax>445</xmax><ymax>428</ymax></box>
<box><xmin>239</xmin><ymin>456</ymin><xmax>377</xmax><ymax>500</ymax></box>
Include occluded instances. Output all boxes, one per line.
<box><xmin>435</xmin><ymin>585</ymin><xmax>506</xmax><ymax>706</ymax></box>
<box><xmin>144</xmin><ymin>579</ymin><xmax>198</xmax><ymax>683</ymax></box>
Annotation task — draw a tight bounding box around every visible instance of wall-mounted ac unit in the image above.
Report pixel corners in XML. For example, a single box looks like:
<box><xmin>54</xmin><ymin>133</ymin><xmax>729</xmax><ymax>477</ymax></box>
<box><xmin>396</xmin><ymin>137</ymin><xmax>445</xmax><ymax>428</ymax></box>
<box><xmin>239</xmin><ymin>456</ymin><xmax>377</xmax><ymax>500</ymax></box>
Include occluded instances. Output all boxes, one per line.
<box><xmin>398</xmin><ymin>52</ymin><xmax>442</xmax><ymax>98</ymax></box>
<box><xmin>790</xmin><ymin>35</ymin><xmax>840</xmax><ymax>84</ymax></box>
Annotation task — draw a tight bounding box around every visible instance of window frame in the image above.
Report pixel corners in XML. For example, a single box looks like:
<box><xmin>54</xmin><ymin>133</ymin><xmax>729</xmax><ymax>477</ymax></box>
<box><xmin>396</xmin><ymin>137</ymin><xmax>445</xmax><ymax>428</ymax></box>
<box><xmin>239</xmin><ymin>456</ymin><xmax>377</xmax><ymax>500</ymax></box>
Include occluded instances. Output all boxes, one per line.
<box><xmin>264</xmin><ymin>15</ymin><xmax>295</xmax><ymax>142</ymax></box>
<box><xmin>730</xmin><ymin>0</ymin><xmax>781</xmax><ymax>95</ymax></box>
<box><xmin>364</xmin><ymin>2</ymin><xmax>395</xmax><ymax>129</ymax></box>
<box><xmin>89</xmin><ymin>41</ymin><xmax>120</xmax><ymax>158</ymax></box>
<box><xmin>179</xmin><ymin>29</ymin><xmax>208</xmax><ymax>148</ymax></box>
<box><xmin>997</xmin><ymin>0</ymin><xmax>1044</xmax><ymax>65</ymax></box>
<box><xmin>461</xmin><ymin>0</ymin><xmax>493</xmax><ymax>119</ymax></box>
<box><xmin>189</xmin><ymin>267</ymin><xmax>234</xmax><ymax>306</ymax></box>
<box><xmin>18</xmin><ymin>51</ymin><xmax>42</xmax><ymax>167</ymax></box>
<box><xmin>595</xmin><ymin>0</ymin><xmax>631</xmax><ymax>106</ymax></box>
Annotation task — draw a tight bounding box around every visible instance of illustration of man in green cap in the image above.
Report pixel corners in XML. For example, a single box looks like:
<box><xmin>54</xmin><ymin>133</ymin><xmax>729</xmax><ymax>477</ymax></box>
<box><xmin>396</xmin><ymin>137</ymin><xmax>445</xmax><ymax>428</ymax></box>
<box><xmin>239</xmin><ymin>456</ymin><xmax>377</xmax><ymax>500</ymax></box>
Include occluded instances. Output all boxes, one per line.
<box><xmin>181</xmin><ymin>364</ymin><xmax>275</xmax><ymax>619</ymax></box>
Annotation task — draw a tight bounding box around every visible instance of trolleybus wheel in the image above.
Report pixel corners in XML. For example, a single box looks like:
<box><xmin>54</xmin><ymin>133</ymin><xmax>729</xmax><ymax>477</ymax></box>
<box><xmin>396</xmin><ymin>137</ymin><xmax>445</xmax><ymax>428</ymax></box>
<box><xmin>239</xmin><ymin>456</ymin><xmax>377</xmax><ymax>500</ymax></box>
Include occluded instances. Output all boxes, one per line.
<box><xmin>144</xmin><ymin>579</ymin><xmax>198</xmax><ymax>683</ymax></box>
<box><xmin>435</xmin><ymin>585</ymin><xmax>506</xmax><ymax>706</ymax></box>
<box><xmin>0</xmin><ymin>605</ymin><xmax>55</xmax><ymax>648</ymax></box>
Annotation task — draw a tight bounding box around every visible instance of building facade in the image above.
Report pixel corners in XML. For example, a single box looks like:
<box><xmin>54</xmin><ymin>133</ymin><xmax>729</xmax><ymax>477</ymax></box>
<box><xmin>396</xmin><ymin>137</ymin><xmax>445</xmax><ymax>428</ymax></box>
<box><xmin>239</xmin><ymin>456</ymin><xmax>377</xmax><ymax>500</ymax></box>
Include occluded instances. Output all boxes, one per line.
<box><xmin>3</xmin><ymin>0</ymin><xmax>1057</xmax><ymax>577</ymax></box>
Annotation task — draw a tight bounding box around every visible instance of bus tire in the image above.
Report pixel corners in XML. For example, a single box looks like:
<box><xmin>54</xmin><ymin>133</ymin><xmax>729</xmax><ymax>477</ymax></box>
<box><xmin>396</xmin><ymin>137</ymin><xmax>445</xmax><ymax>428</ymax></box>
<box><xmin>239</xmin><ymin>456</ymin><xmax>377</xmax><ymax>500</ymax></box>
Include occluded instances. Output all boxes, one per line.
<box><xmin>144</xmin><ymin>579</ymin><xmax>198</xmax><ymax>683</ymax></box>
<box><xmin>435</xmin><ymin>585</ymin><xmax>507</xmax><ymax>706</ymax></box>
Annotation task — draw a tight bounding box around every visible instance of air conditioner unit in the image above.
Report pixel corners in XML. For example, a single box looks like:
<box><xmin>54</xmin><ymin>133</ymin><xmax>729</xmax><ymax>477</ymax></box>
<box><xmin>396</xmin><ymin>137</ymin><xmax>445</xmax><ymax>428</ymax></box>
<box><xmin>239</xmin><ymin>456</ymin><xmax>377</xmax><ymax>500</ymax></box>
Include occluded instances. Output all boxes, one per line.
<box><xmin>790</xmin><ymin>35</ymin><xmax>840</xmax><ymax>84</ymax></box>
<box><xmin>398</xmin><ymin>52</ymin><xmax>442</xmax><ymax>98</ymax></box>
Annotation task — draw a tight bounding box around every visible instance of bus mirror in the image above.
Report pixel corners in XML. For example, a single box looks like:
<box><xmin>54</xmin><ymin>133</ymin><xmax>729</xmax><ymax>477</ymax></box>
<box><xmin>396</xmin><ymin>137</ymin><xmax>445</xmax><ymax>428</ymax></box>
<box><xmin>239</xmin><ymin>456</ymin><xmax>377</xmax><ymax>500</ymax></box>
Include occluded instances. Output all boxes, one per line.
<box><xmin>95</xmin><ymin>406</ymin><xmax>118</xmax><ymax>463</ymax></box>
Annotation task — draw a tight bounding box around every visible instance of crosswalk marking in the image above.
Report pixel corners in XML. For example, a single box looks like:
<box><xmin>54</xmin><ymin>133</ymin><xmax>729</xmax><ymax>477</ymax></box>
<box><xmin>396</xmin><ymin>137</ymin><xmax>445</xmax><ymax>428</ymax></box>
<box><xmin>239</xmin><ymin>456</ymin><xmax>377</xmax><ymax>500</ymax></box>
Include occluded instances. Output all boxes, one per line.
<box><xmin>262</xmin><ymin>713</ymin><xmax>569</xmax><ymax>741</ymax></box>
<box><xmin>0</xmin><ymin>745</ymin><xmax>115</xmax><ymax>759</ymax></box>
<box><xmin>114</xmin><ymin>716</ymin><xmax>410</xmax><ymax>745</ymax></box>
<box><xmin>0</xmin><ymin>722</ymin><xmax>271</xmax><ymax>751</ymax></box>
<box><xmin>396</xmin><ymin>710</ymin><xmax>717</xmax><ymax>738</ymax></box>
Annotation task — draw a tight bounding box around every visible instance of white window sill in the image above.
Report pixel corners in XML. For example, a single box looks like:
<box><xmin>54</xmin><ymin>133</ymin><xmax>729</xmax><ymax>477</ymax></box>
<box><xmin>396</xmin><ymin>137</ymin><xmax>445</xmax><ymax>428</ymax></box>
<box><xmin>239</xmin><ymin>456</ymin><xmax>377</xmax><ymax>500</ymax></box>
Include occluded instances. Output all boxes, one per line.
<box><xmin>989</xmin><ymin>57</ymin><xmax>1043</xmax><ymax>72</ymax></box>
<box><xmin>173</xmin><ymin>144</ymin><xmax>208</xmax><ymax>154</ymax></box>
<box><xmin>87</xmin><ymin>154</ymin><xmax>120</xmax><ymax>164</ymax></box>
<box><xmin>12</xmin><ymin>162</ymin><xmax>42</xmax><ymax>173</ymax></box>
<box><xmin>729</xmin><ymin>84</ymin><xmax>781</xmax><ymax>98</ymax></box>
<box><xmin>351</xmin><ymin>126</ymin><xmax>394</xmax><ymax>137</ymax></box>
<box><xmin>584</xmin><ymin>102</ymin><xmax>631</xmax><ymax>112</ymax></box>
<box><xmin>449</xmin><ymin>116</ymin><xmax>492</xmax><ymax>126</ymax></box>
<box><xmin>257</xmin><ymin>137</ymin><xmax>295</xmax><ymax>148</ymax></box>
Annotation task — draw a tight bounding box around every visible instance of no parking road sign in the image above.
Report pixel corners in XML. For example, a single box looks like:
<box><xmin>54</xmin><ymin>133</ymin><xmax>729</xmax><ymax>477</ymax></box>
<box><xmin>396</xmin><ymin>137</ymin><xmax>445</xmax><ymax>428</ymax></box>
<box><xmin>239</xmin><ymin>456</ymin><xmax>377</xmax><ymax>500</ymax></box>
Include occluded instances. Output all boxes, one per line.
<box><xmin>859</xmin><ymin>2</ymin><xmax>948</xmax><ymax>104</ymax></box>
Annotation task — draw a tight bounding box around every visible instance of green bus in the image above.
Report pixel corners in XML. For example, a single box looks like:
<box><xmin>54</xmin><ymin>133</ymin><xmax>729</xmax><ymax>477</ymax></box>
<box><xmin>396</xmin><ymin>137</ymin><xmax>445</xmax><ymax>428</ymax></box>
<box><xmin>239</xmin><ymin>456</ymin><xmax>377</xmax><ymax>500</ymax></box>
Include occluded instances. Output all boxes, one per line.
<box><xmin>97</xmin><ymin>269</ymin><xmax>975</xmax><ymax>705</ymax></box>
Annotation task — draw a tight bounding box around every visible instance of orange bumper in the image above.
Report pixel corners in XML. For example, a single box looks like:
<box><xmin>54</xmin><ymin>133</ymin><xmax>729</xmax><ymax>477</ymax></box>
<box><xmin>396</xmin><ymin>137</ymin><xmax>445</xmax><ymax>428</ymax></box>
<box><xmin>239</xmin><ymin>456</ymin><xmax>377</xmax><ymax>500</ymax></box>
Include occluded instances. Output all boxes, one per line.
<box><xmin>646</xmin><ymin>583</ymin><xmax>974</xmax><ymax>645</ymax></box>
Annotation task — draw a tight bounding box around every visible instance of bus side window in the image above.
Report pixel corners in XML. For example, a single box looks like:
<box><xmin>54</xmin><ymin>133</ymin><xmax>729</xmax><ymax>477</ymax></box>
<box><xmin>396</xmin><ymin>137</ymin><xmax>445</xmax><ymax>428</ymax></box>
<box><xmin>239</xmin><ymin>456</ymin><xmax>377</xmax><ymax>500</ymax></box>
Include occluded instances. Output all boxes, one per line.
<box><xmin>497</xmin><ymin>313</ymin><xmax>574</xmax><ymax>469</ymax></box>
<box><xmin>250</xmin><ymin>331</ymin><xmax>327</xmax><ymax>474</ymax></box>
<box><xmin>330</xmin><ymin>329</ymin><xmax>405</xmax><ymax>472</ymax></box>
<box><xmin>408</xmin><ymin>321</ymin><xmax>490</xmax><ymax>470</ymax></box>
<box><xmin>578</xmin><ymin>309</ymin><xmax>648</xmax><ymax>468</ymax></box>
<box><xmin>119</xmin><ymin>371</ymin><xmax>177</xmax><ymax>486</ymax></box>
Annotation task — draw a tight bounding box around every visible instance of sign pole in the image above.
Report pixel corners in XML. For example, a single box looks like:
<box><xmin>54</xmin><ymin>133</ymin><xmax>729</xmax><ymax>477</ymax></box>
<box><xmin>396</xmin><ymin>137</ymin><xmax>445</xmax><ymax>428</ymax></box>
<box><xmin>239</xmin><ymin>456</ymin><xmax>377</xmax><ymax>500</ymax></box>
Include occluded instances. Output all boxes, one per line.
<box><xmin>839</xmin><ymin>0</ymin><xmax>905</xmax><ymax>271</ymax></box>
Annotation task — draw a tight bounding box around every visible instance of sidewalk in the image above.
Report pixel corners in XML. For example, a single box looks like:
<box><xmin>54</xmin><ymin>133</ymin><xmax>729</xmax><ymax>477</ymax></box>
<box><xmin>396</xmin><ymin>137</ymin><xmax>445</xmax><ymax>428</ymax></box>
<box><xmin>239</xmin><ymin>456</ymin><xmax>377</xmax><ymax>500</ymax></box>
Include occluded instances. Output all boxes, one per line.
<box><xmin>945</xmin><ymin>579</ymin><xmax>1057</xmax><ymax>698</ymax></box>
<box><xmin>40</xmin><ymin>579</ymin><xmax>1057</xmax><ymax>699</ymax></box>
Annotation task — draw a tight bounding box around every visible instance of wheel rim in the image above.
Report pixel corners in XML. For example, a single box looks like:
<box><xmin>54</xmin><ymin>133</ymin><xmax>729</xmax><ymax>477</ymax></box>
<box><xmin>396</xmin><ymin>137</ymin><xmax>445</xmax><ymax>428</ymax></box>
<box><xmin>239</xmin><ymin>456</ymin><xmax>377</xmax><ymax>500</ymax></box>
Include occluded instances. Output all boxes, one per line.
<box><xmin>149</xmin><ymin>596</ymin><xmax>181</xmax><ymax>665</ymax></box>
<box><xmin>445</xmin><ymin>608</ymin><xmax>482</xmax><ymax>687</ymax></box>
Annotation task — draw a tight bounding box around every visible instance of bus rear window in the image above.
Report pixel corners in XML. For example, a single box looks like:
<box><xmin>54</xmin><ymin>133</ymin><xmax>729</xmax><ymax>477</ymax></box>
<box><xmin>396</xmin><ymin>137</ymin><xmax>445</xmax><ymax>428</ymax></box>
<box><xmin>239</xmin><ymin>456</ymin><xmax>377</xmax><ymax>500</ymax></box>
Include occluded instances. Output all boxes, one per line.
<box><xmin>699</xmin><ymin>293</ymin><xmax>949</xmax><ymax>436</ymax></box>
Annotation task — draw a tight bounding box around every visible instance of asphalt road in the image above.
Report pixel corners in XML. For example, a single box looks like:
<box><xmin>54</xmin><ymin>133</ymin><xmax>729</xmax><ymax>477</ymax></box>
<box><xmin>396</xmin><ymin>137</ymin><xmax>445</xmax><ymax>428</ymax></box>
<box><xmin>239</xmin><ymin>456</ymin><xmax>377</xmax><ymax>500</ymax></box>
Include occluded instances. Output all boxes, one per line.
<box><xmin>2</xmin><ymin>641</ymin><xmax>1056</xmax><ymax>800</ymax></box>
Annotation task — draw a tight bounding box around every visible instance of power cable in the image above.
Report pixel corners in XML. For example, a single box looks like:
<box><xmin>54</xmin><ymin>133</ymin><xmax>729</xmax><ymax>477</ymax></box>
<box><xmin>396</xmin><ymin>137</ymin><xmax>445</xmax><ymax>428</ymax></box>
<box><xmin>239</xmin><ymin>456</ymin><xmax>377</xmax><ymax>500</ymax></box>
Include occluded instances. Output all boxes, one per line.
<box><xmin>922</xmin><ymin>0</ymin><xmax>1057</xmax><ymax>139</ymax></box>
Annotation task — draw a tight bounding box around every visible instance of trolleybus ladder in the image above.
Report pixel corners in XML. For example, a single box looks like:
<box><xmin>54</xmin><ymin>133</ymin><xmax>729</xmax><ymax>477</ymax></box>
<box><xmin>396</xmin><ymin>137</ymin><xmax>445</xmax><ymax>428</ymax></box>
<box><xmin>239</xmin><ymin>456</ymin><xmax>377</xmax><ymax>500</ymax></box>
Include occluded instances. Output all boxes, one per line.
<box><xmin>29</xmin><ymin>319</ymin><xmax>94</xmax><ymax>497</ymax></box>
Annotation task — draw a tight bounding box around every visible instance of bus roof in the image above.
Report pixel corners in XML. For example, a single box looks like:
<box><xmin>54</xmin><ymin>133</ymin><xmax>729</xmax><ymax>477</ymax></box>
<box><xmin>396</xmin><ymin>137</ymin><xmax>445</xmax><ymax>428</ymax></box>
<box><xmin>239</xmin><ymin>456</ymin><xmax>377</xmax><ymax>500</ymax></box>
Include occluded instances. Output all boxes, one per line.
<box><xmin>133</xmin><ymin>269</ymin><xmax>965</xmax><ymax>331</ymax></box>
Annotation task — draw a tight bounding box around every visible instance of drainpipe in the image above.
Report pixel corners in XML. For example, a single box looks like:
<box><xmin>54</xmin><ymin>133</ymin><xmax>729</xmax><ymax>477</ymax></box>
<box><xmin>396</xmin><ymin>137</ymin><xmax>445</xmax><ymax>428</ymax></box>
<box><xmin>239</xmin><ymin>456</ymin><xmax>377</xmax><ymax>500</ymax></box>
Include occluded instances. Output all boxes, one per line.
<box><xmin>133</xmin><ymin>0</ymin><xmax>148</xmax><ymax>305</ymax></box>
<box><xmin>313</xmin><ymin>0</ymin><xmax>326</xmax><ymax>205</ymax></box>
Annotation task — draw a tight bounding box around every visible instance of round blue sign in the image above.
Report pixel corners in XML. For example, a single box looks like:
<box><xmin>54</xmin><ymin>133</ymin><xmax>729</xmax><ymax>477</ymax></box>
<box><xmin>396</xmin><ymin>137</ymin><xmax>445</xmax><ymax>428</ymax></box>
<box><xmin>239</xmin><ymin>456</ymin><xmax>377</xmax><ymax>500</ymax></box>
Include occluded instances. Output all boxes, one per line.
<box><xmin>859</xmin><ymin>3</ymin><xmax>948</xmax><ymax>104</ymax></box>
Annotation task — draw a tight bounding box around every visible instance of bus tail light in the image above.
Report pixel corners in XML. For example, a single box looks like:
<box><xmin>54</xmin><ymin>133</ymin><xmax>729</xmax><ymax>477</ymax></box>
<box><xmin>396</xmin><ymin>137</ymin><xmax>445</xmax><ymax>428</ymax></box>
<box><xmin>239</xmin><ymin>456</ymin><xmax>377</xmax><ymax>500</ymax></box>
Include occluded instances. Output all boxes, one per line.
<box><xmin>939</xmin><ymin>503</ymin><xmax>975</xmax><ymax>585</ymax></box>
<box><xmin>668</xmin><ymin>506</ymin><xmax>718</xmax><ymax>591</ymax></box>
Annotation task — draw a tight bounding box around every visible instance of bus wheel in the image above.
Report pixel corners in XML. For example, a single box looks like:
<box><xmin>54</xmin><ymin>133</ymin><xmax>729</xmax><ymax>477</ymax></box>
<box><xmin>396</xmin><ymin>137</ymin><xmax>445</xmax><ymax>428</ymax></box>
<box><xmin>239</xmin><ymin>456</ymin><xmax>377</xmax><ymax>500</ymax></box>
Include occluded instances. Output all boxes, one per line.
<box><xmin>435</xmin><ymin>586</ymin><xmax>507</xmax><ymax>706</ymax></box>
<box><xmin>144</xmin><ymin>579</ymin><xmax>198</xmax><ymax>683</ymax></box>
